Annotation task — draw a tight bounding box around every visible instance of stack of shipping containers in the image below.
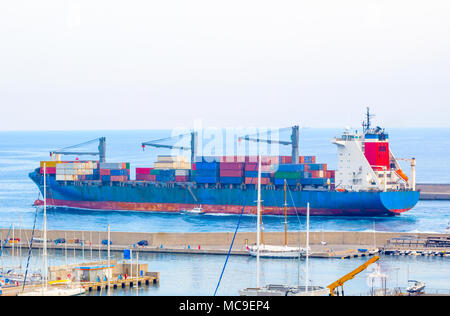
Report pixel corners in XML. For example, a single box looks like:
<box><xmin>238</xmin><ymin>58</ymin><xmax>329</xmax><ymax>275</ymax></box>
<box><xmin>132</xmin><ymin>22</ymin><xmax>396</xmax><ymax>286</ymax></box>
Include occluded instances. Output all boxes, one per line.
<box><xmin>193</xmin><ymin>157</ymin><xmax>219</xmax><ymax>184</ymax></box>
<box><xmin>39</xmin><ymin>153</ymin><xmax>334</xmax><ymax>188</ymax></box>
<box><xmin>136</xmin><ymin>168</ymin><xmax>155</xmax><ymax>181</ymax></box>
<box><xmin>100</xmin><ymin>162</ymin><xmax>130</xmax><ymax>183</ymax></box>
<box><xmin>41</xmin><ymin>161</ymin><xmax>100</xmax><ymax>181</ymax></box>
<box><xmin>136</xmin><ymin>155</ymin><xmax>191</xmax><ymax>183</ymax></box>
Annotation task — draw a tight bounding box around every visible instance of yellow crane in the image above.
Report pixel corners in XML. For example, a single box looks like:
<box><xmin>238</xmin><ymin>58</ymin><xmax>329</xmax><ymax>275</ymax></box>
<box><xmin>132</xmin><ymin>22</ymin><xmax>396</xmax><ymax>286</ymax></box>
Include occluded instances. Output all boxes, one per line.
<box><xmin>327</xmin><ymin>256</ymin><xmax>380</xmax><ymax>296</ymax></box>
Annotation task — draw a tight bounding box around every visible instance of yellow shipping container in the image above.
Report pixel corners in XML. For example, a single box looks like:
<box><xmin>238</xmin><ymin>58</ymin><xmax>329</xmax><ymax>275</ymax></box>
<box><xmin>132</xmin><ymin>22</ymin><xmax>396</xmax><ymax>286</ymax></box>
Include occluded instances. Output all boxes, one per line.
<box><xmin>40</xmin><ymin>161</ymin><xmax>62</xmax><ymax>169</ymax></box>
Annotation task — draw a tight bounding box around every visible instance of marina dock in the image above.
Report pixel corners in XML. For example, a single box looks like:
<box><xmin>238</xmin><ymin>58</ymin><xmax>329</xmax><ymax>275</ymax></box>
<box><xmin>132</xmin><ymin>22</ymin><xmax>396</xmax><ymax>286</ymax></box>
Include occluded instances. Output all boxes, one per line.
<box><xmin>0</xmin><ymin>259</ymin><xmax>160</xmax><ymax>296</ymax></box>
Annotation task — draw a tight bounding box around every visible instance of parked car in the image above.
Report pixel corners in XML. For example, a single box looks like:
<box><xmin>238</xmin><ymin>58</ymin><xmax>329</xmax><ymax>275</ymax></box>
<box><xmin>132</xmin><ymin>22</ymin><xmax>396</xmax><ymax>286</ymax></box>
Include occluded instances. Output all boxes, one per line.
<box><xmin>102</xmin><ymin>239</ymin><xmax>112</xmax><ymax>246</ymax></box>
<box><xmin>4</xmin><ymin>238</ymin><xmax>20</xmax><ymax>244</ymax></box>
<box><xmin>54</xmin><ymin>238</ymin><xmax>66</xmax><ymax>245</ymax></box>
<box><xmin>137</xmin><ymin>240</ymin><xmax>148</xmax><ymax>247</ymax></box>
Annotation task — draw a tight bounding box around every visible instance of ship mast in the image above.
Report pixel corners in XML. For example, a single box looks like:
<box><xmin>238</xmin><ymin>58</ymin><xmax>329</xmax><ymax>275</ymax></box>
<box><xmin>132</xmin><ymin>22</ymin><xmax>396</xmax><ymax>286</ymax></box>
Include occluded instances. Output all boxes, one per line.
<box><xmin>362</xmin><ymin>107</ymin><xmax>375</xmax><ymax>133</ymax></box>
<box><xmin>256</xmin><ymin>155</ymin><xmax>262</xmax><ymax>289</ymax></box>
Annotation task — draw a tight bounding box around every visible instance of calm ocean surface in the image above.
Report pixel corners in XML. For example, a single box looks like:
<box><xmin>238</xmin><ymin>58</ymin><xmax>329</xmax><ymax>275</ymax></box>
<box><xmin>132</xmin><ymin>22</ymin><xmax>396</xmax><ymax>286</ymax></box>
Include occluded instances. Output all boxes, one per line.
<box><xmin>0</xmin><ymin>128</ymin><xmax>449</xmax><ymax>233</ymax></box>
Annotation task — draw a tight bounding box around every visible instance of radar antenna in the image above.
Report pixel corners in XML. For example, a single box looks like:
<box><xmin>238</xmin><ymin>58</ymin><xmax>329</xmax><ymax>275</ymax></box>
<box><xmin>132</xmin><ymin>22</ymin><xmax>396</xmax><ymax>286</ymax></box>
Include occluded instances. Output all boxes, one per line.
<box><xmin>362</xmin><ymin>107</ymin><xmax>375</xmax><ymax>133</ymax></box>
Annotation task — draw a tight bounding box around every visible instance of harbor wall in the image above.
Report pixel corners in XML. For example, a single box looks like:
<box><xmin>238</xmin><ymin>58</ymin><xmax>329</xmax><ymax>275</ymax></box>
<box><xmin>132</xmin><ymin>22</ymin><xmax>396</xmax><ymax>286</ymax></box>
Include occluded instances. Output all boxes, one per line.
<box><xmin>1</xmin><ymin>229</ymin><xmax>447</xmax><ymax>249</ymax></box>
<box><xmin>417</xmin><ymin>183</ymin><xmax>450</xmax><ymax>200</ymax></box>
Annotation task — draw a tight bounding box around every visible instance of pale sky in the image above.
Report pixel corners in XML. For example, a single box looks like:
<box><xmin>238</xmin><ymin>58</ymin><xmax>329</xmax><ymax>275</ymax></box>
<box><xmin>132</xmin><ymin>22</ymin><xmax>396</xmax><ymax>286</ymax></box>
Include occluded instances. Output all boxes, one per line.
<box><xmin>0</xmin><ymin>0</ymin><xmax>449</xmax><ymax>131</ymax></box>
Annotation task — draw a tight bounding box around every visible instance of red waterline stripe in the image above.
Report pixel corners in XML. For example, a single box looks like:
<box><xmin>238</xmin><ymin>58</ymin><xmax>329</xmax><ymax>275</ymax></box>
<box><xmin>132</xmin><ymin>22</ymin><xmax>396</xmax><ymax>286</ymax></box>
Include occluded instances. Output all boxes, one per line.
<box><xmin>45</xmin><ymin>199</ymin><xmax>392</xmax><ymax>216</ymax></box>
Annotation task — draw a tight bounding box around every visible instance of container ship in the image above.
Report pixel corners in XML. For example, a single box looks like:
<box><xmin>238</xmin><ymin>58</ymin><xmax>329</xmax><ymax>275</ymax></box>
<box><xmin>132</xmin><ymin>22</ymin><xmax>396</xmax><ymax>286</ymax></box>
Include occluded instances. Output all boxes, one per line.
<box><xmin>29</xmin><ymin>110</ymin><xmax>420</xmax><ymax>216</ymax></box>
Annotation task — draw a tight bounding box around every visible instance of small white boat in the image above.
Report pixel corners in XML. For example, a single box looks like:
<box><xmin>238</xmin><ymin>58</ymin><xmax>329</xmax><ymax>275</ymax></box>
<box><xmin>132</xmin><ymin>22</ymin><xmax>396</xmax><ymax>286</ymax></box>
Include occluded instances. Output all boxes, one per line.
<box><xmin>248</xmin><ymin>244</ymin><xmax>305</xmax><ymax>259</ymax></box>
<box><xmin>239</xmin><ymin>284</ymin><xmax>329</xmax><ymax>296</ymax></box>
<box><xmin>406</xmin><ymin>280</ymin><xmax>425</xmax><ymax>294</ymax></box>
<box><xmin>18</xmin><ymin>286</ymin><xmax>86</xmax><ymax>296</ymax></box>
<box><xmin>180</xmin><ymin>206</ymin><xmax>205</xmax><ymax>215</ymax></box>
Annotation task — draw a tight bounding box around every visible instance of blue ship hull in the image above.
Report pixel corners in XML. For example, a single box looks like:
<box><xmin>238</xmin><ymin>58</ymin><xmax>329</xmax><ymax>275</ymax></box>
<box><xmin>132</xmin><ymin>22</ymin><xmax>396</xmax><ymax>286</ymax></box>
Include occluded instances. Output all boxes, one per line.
<box><xmin>30</xmin><ymin>171</ymin><xmax>420</xmax><ymax>216</ymax></box>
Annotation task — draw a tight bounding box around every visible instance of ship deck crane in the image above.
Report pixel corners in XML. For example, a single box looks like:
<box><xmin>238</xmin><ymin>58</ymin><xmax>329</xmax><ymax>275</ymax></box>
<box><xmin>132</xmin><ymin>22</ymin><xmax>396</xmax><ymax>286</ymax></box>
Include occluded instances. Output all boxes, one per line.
<box><xmin>237</xmin><ymin>126</ymin><xmax>300</xmax><ymax>163</ymax></box>
<box><xmin>141</xmin><ymin>131</ymin><xmax>198</xmax><ymax>163</ymax></box>
<box><xmin>395</xmin><ymin>158</ymin><xmax>416</xmax><ymax>191</ymax></box>
<box><xmin>327</xmin><ymin>255</ymin><xmax>380</xmax><ymax>296</ymax></box>
<box><xmin>50</xmin><ymin>137</ymin><xmax>106</xmax><ymax>163</ymax></box>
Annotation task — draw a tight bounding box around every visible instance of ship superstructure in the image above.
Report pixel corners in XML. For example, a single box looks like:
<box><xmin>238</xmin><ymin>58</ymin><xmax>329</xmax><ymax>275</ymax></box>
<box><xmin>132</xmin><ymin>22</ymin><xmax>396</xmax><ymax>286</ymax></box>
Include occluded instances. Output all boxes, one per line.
<box><xmin>333</xmin><ymin>109</ymin><xmax>415</xmax><ymax>192</ymax></box>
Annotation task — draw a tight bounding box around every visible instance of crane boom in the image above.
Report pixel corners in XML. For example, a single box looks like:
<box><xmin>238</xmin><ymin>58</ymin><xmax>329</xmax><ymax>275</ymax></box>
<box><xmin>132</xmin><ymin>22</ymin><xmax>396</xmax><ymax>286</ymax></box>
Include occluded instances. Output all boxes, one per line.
<box><xmin>142</xmin><ymin>131</ymin><xmax>198</xmax><ymax>163</ymax></box>
<box><xmin>238</xmin><ymin>126</ymin><xmax>300</xmax><ymax>164</ymax></box>
<box><xmin>50</xmin><ymin>137</ymin><xmax>106</xmax><ymax>163</ymax></box>
<box><xmin>327</xmin><ymin>255</ymin><xmax>380</xmax><ymax>296</ymax></box>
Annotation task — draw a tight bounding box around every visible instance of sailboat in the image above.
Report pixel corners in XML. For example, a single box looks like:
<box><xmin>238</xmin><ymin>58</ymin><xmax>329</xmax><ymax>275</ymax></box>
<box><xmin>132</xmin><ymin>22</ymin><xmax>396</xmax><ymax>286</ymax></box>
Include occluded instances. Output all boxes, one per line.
<box><xmin>247</xmin><ymin>180</ymin><xmax>305</xmax><ymax>258</ymax></box>
<box><xmin>18</xmin><ymin>163</ymin><xmax>85</xmax><ymax>296</ymax></box>
<box><xmin>239</xmin><ymin>156</ymin><xmax>329</xmax><ymax>296</ymax></box>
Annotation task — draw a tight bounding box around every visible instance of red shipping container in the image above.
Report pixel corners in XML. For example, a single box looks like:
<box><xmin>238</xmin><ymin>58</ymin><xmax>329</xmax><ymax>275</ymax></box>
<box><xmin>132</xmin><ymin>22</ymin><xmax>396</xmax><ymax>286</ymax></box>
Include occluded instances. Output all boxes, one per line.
<box><xmin>40</xmin><ymin>167</ymin><xmax>56</xmax><ymax>174</ymax></box>
<box><xmin>244</xmin><ymin>163</ymin><xmax>273</xmax><ymax>172</ymax></box>
<box><xmin>220</xmin><ymin>170</ymin><xmax>243</xmax><ymax>177</ymax></box>
<box><xmin>138</xmin><ymin>174</ymin><xmax>157</xmax><ymax>181</ymax></box>
<box><xmin>175</xmin><ymin>176</ymin><xmax>189</xmax><ymax>182</ymax></box>
<box><xmin>280</xmin><ymin>156</ymin><xmax>292</xmax><ymax>164</ymax></box>
<box><xmin>245</xmin><ymin>177</ymin><xmax>271</xmax><ymax>185</ymax></box>
<box><xmin>260</xmin><ymin>156</ymin><xmax>279</xmax><ymax>164</ymax></box>
<box><xmin>220</xmin><ymin>156</ymin><xmax>246</xmax><ymax>163</ymax></box>
<box><xmin>326</xmin><ymin>170</ymin><xmax>335</xmax><ymax>178</ymax></box>
<box><xmin>245</xmin><ymin>156</ymin><xmax>259</xmax><ymax>163</ymax></box>
<box><xmin>245</xmin><ymin>163</ymin><xmax>257</xmax><ymax>171</ymax></box>
<box><xmin>100</xmin><ymin>169</ymin><xmax>111</xmax><ymax>176</ymax></box>
<box><xmin>192</xmin><ymin>163</ymin><xmax>196</xmax><ymax>170</ymax></box>
<box><xmin>136</xmin><ymin>168</ymin><xmax>152</xmax><ymax>175</ymax></box>
<box><xmin>220</xmin><ymin>162</ymin><xmax>244</xmax><ymax>170</ymax></box>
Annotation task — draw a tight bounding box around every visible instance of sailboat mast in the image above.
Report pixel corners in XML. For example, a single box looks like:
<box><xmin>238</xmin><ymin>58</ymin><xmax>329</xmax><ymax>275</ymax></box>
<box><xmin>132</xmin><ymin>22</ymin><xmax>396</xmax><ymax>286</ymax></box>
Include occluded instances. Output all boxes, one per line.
<box><xmin>43</xmin><ymin>163</ymin><xmax>48</xmax><ymax>291</ymax></box>
<box><xmin>284</xmin><ymin>179</ymin><xmax>287</xmax><ymax>247</ymax></box>
<box><xmin>256</xmin><ymin>155</ymin><xmax>261</xmax><ymax>289</ymax></box>
<box><xmin>305</xmin><ymin>202</ymin><xmax>310</xmax><ymax>293</ymax></box>
<box><xmin>107</xmin><ymin>224</ymin><xmax>111</xmax><ymax>296</ymax></box>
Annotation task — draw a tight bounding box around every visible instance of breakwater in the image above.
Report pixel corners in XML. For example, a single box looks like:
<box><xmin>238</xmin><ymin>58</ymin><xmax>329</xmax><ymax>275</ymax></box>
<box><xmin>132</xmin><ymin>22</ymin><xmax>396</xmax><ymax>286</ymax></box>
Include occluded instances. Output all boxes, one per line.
<box><xmin>417</xmin><ymin>183</ymin><xmax>450</xmax><ymax>200</ymax></box>
<box><xmin>1</xmin><ymin>229</ymin><xmax>447</xmax><ymax>252</ymax></box>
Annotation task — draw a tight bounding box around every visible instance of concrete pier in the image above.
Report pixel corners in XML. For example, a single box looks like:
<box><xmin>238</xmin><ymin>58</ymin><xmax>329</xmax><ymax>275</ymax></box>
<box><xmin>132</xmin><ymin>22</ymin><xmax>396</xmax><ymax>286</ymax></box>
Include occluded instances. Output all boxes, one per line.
<box><xmin>1</xmin><ymin>229</ymin><xmax>448</xmax><ymax>258</ymax></box>
<box><xmin>417</xmin><ymin>183</ymin><xmax>450</xmax><ymax>200</ymax></box>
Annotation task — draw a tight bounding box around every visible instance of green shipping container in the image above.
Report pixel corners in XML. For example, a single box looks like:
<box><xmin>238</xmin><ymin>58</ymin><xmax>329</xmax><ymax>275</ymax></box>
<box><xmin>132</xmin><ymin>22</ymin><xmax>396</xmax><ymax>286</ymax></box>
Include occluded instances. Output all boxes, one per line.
<box><xmin>274</xmin><ymin>172</ymin><xmax>302</xmax><ymax>179</ymax></box>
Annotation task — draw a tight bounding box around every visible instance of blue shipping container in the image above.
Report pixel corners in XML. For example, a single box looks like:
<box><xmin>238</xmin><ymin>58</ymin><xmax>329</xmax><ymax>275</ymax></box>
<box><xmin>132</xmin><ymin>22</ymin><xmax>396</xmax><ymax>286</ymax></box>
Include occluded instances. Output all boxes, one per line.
<box><xmin>195</xmin><ymin>162</ymin><xmax>219</xmax><ymax>170</ymax></box>
<box><xmin>195</xmin><ymin>169</ymin><xmax>219</xmax><ymax>177</ymax></box>
<box><xmin>307</xmin><ymin>164</ymin><xmax>324</xmax><ymax>171</ymax></box>
<box><xmin>220</xmin><ymin>177</ymin><xmax>242</xmax><ymax>184</ymax></box>
<box><xmin>101</xmin><ymin>175</ymin><xmax>111</xmax><ymax>182</ymax></box>
<box><xmin>276</xmin><ymin>164</ymin><xmax>305</xmax><ymax>172</ymax></box>
<box><xmin>195</xmin><ymin>176</ymin><xmax>218</xmax><ymax>184</ymax></box>
<box><xmin>274</xmin><ymin>178</ymin><xmax>300</xmax><ymax>186</ymax></box>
